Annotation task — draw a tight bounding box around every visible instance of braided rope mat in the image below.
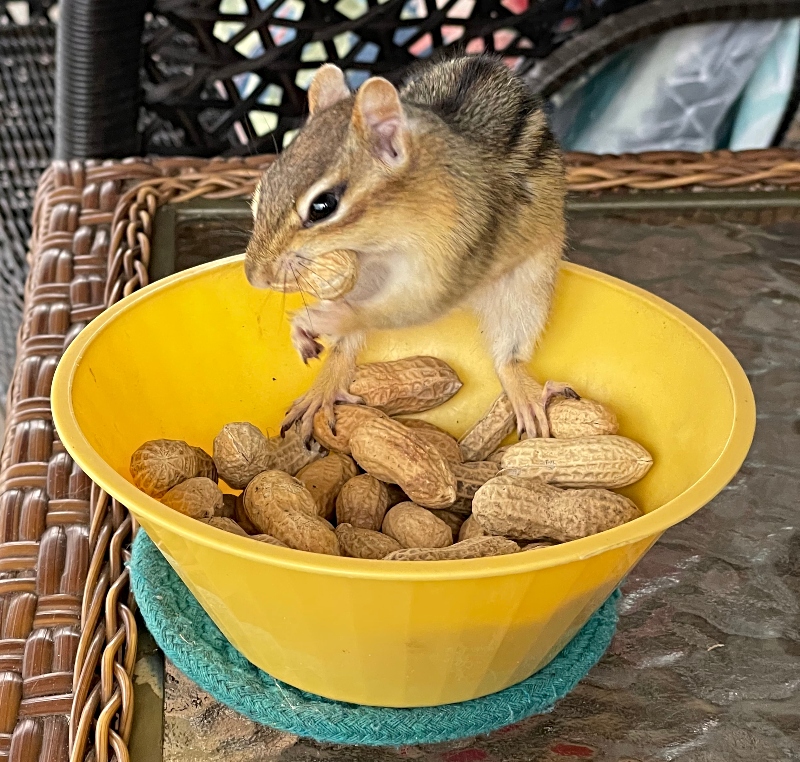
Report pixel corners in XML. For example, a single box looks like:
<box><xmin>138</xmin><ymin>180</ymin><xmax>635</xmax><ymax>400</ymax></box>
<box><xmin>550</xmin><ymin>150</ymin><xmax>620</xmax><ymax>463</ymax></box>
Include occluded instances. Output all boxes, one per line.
<box><xmin>0</xmin><ymin>148</ymin><xmax>798</xmax><ymax>762</ymax></box>
<box><xmin>131</xmin><ymin>531</ymin><xmax>620</xmax><ymax>747</ymax></box>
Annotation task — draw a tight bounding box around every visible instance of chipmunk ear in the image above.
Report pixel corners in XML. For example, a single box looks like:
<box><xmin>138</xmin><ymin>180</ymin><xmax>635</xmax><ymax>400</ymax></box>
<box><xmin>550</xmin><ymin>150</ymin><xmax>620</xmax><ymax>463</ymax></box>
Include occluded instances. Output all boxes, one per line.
<box><xmin>308</xmin><ymin>65</ymin><xmax>350</xmax><ymax>115</ymax></box>
<box><xmin>352</xmin><ymin>77</ymin><xmax>409</xmax><ymax>168</ymax></box>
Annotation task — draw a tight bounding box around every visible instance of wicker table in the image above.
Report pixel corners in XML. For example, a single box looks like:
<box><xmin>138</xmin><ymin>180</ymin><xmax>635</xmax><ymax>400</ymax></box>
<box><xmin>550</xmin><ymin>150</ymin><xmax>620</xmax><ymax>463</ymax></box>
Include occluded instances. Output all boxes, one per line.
<box><xmin>1</xmin><ymin>151</ymin><xmax>799</xmax><ymax>762</ymax></box>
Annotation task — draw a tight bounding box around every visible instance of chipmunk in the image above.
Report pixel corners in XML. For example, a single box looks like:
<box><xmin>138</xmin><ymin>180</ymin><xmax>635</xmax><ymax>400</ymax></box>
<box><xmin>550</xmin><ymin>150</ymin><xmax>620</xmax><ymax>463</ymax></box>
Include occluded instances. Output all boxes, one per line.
<box><xmin>246</xmin><ymin>54</ymin><xmax>576</xmax><ymax>443</ymax></box>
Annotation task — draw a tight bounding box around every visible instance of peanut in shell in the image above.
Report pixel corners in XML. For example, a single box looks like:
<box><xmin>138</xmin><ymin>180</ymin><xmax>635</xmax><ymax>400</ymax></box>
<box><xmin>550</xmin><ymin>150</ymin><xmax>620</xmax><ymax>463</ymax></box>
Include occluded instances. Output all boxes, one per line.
<box><xmin>131</xmin><ymin>439</ymin><xmax>215</xmax><ymax>498</ymax></box>
<box><xmin>335</xmin><ymin>474</ymin><xmax>389</xmax><ymax>531</ymax></box>
<box><xmin>451</xmin><ymin>461</ymin><xmax>501</xmax><ymax>500</ymax></box>
<box><xmin>263</xmin><ymin>249</ymin><xmax>358</xmax><ymax>300</ymax></box>
<box><xmin>252</xmin><ymin>534</ymin><xmax>289</xmax><ymax>548</ymax></box>
<box><xmin>244</xmin><ymin>471</ymin><xmax>339</xmax><ymax>554</ymax></box>
<box><xmin>202</xmin><ymin>516</ymin><xmax>249</xmax><ymax>537</ymax></box>
<box><xmin>458</xmin><ymin>514</ymin><xmax>488</xmax><ymax>542</ymax></box>
<box><xmin>350</xmin><ymin>356</ymin><xmax>462</xmax><ymax>416</ymax></box>
<box><xmin>335</xmin><ymin>523</ymin><xmax>402</xmax><ymax>559</ymax></box>
<box><xmin>160</xmin><ymin>477</ymin><xmax>223</xmax><ymax>520</ymax></box>
<box><xmin>244</xmin><ymin>470</ymin><xmax>318</xmax><ymax>528</ymax></box>
<box><xmin>458</xmin><ymin>393</ymin><xmax>516</xmax><ymax>462</ymax></box>
<box><xmin>381</xmin><ymin>502</ymin><xmax>453</xmax><ymax>549</ymax></box>
<box><xmin>264</xmin><ymin>428</ymin><xmax>322</xmax><ymax>475</ymax></box>
<box><xmin>384</xmin><ymin>536</ymin><xmax>519</xmax><ymax>561</ymax></box>
<box><xmin>312</xmin><ymin>404</ymin><xmax>387</xmax><ymax>454</ymax></box>
<box><xmin>193</xmin><ymin>447</ymin><xmax>218</xmax><ymax>482</ymax></box>
<box><xmin>472</xmin><ymin>474</ymin><xmax>641</xmax><ymax>542</ymax></box>
<box><xmin>548</xmin><ymin>397</ymin><xmax>618</xmax><ymax>439</ymax></box>
<box><xmin>349</xmin><ymin>417</ymin><xmax>457</xmax><ymax>509</ymax></box>
<box><xmin>213</xmin><ymin>422</ymin><xmax>276</xmax><ymax>489</ymax></box>
<box><xmin>296</xmin><ymin>452</ymin><xmax>358</xmax><ymax>519</ymax></box>
<box><xmin>396</xmin><ymin>418</ymin><xmax>463</xmax><ymax>463</ymax></box>
<box><xmin>500</xmin><ymin>435</ymin><xmax>652</xmax><ymax>489</ymax></box>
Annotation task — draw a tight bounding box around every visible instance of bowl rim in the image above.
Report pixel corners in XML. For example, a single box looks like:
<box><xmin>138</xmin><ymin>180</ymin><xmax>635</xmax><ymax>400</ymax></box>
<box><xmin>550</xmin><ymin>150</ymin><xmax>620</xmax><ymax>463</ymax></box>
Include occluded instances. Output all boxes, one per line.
<box><xmin>51</xmin><ymin>256</ymin><xmax>756</xmax><ymax>582</ymax></box>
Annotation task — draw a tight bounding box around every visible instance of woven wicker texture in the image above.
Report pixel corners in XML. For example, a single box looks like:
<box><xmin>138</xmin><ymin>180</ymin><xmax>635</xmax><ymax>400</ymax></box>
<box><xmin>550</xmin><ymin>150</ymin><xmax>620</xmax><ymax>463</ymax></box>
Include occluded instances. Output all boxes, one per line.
<box><xmin>0</xmin><ymin>148</ymin><xmax>798</xmax><ymax>762</ymax></box>
<box><xmin>131</xmin><ymin>530</ymin><xmax>621</xmax><ymax>746</ymax></box>
<box><xmin>0</xmin><ymin>19</ymin><xmax>55</xmax><ymax>417</ymax></box>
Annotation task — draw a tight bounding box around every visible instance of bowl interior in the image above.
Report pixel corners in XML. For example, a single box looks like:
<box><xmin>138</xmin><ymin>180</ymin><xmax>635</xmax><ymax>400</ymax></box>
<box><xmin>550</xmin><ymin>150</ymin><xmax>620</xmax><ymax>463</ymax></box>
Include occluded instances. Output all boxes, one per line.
<box><xmin>58</xmin><ymin>257</ymin><xmax>752</xmax><ymax>536</ymax></box>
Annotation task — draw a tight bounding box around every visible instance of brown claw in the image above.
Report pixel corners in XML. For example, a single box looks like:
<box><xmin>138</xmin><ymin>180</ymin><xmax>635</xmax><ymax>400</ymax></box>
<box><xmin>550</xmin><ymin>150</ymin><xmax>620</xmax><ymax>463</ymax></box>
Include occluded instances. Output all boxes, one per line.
<box><xmin>298</xmin><ymin>419</ymin><xmax>316</xmax><ymax>448</ymax></box>
<box><xmin>533</xmin><ymin>404</ymin><xmax>551</xmax><ymax>439</ymax></box>
<box><xmin>516</xmin><ymin>401</ymin><xmax>550</xmax><ymax>439</ymax></box>
<box><xmin>280</xmin><ymin>417</ymin><xmax>296</xmax><ymax>438</ymax></box>
<box><xmin>325</xmin><ymin>393</ymin><xmax>363</xmax><ymax>434</ymax></box>
<box><xmin>541</xmin><ymin>380</ymin><xmax>580</xmax><ymax>411</ymax></box>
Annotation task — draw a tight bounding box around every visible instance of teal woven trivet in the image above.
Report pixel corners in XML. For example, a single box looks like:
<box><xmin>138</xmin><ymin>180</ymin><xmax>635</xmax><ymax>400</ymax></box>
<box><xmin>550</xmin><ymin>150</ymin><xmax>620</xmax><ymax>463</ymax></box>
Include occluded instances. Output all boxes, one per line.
<box><xmin>131</xmin><ymin>530</ymin><xmax>619</xmax><ymax>746</ymax></box>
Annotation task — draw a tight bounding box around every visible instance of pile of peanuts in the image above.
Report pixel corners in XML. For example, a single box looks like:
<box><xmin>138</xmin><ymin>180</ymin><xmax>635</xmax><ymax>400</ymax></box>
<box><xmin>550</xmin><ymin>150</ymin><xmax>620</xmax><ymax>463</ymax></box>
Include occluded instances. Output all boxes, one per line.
<box><xmin>129</xmin><ymin>356</ymin><xmax>652</xmax><ymax>561</ymax></box>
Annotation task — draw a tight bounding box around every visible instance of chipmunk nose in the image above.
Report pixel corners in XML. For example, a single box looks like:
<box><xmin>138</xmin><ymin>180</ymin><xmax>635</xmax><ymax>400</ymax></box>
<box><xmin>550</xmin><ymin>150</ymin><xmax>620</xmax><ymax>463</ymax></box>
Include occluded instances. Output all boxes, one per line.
<box><xmin>245</xmin><ymin>250</ymin><xmax>298</xmax><ymax>289</ymax></box>
<box><xmin>244</xmin><ymin>256</ymin><xmax>268</xmax><ymax>289</ymax></box>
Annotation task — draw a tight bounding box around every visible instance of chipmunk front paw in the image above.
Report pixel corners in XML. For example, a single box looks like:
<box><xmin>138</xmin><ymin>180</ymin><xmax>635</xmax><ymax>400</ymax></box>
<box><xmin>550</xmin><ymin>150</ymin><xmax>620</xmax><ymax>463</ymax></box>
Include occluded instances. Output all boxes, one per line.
<box><xmin>281</xmin><ymin>386</ymin><xmax>363</xmax><ymax>445</ymax></box>
<box><xmin>513</xmin><ymin>380</ymin><xmax>579</xmax><ymax>438</ymax></box>
<box><xmin>291</xmin><ymin>324</ymin><xmax>324</xmax><ymax>363</ymax></box>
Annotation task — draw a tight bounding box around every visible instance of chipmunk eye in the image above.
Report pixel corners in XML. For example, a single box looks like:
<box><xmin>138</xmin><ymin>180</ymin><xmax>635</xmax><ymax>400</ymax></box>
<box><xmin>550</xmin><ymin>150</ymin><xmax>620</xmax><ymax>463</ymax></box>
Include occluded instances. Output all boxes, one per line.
<box><xmin>307</xmin><ymin>191</ymin><xmax>339</xmax><ymax>224</ymax></box>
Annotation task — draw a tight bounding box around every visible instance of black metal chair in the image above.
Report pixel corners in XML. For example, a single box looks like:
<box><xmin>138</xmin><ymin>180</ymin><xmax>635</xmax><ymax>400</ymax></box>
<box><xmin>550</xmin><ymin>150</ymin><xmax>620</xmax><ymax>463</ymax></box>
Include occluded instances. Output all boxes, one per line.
<box><xmin>53</xmin><ymin>0</ymin><xmax>800</xmax><ymax>161</ymax></box>
<box><xmin>0</xmin><ymin>4</ymin><xmax>55</xmax><ymax>414</ymax></box>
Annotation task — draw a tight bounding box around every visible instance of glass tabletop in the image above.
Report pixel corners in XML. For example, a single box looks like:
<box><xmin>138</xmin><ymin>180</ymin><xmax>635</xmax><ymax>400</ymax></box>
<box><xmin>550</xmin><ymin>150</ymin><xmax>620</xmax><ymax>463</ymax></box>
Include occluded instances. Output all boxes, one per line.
<box><xmin>132</xmin><ymin>193</ymin><xmax>800</xmax><ymax>762</ymax></box>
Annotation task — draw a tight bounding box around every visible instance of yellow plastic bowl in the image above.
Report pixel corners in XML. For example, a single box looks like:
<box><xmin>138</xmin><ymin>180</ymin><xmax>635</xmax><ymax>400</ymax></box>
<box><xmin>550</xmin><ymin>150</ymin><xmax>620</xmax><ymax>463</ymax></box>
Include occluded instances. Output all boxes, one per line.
<box><xmin>52</xmin><ymin>257</ymin><xmax>755</xmax><ymax>708</ymax></box>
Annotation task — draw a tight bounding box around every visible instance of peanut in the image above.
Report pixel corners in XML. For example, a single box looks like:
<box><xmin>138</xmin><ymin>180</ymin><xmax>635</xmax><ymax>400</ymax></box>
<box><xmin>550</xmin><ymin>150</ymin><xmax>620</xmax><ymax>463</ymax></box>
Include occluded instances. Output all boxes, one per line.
<box><xmin>335</xmin><ymin>474</ymin><xmax>389</xmax><ymax>531</ymax></box>
<box><xmin>213</xmin><ymin>422</ymin><xmax>276</xmax><ymax>489</ymax></box>
<box><xmin>296</xmin><ymin>452</ymin><xmax>359</xmax><ymax>519</ymax></box>
<box><xmin>244</xmin><ymin>471</ymin><xmax>339</xmax><ymax>554</ymax></box>
<box><xmin>194</xmin><ymin>447</ymin><xmax>218</xmax><ymax>481</ymax></box>
<box><xmin>350</xmin><ymin>417</ymin><xmax>456</xmax><ymax>509</ymax></box>
<box><xmin>472</xmin><ymin>475</ymin><xmax>641</xmax><ymax>542</ymax></box>
<box><xmin>384</xmin><ymin>536</ymin><xmax>519</xmax><ymax>561</ymax></box>
<box><xmin>382</xmin><ymin>502</ymin><xmax>453</xmax><ymax>549</ymax></box>
<box><xmin>501</xmin><ymin>435</ymin><xmax>652</xmax><ymax>489</ymax></box>
<box><xmin>202</xmin><ymin>516</ymin><xmax>249</xmax><ymax>537</ymax></box>
<box><xmin>312</xmin><ymin>404</ymin><xmax>387</xmax><ymax>454</ymax></box>
<box><xmin>130</xmin><ymin>439</ymin><xmax>215</xmax><ymax>498</ymax></box>
<box><xmin>335</xmin><ymin>524</ymin><xmax>402</xmax><ymax>559</ymax></box>
<box><xmin>350</xmin><ymin>356</ymin><xmax>462</xmax><ymax>415</ymax></box>
<box><xmin>244</xmin><ymin>470</ymin><xmax>318</xmax><ymax>525</ymax></box>
<box><xmin>252</xmin><ymin>534</ymin><xmax>289</xmax><ymax>548</ymax></box>
<box><xmin>458</xmin><ymin>514</ymin><xmax>488</xmax><ymax>542</ymax></box>
<box><xmin>548</xmin><ymin>397</ymin><xmax>618</xmax><ymax>438</ymax></box>
<box><xmin>457</xmin><ymin>390</ymin><xmax>619</xmax><ymax>462</ymax></box>
<box><xmin>451</xmin><ymin>461</ymin><xmax>501</xmax><ymax>500</ymax></box>
<box><xmin>396</xmin><ymin>418</ymin><xmax>463</xmax><ymax>462</ymax></box>
<box><xmin>160</xmin><ymin>477</ymin><xmax>223</xmax><ymax>519</ymax></box>
<box><xmin>458</xmin><ymin>394</ymin><xmax>516</xmax><ymax>462</ymax></box>
<box><xmin>264</xmin><ymin>428</ymin><xmax>322</xmax><ymax>475</ymax></box>
<box><xmin>263</xmin><ymin>249</ymin><xmax>358</xmax><ymax>300</ymax></box>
